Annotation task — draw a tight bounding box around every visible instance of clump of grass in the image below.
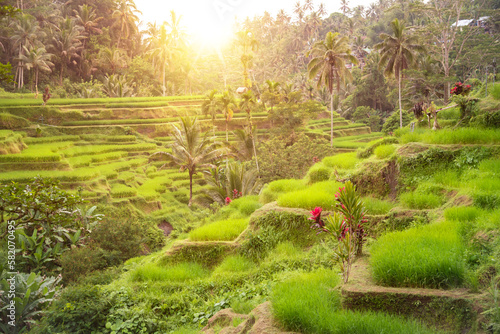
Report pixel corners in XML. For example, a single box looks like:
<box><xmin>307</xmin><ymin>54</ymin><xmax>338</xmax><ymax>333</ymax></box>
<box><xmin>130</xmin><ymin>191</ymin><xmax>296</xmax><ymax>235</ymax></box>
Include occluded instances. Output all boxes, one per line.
<box><xmin>371</xmin><ymin>221</ymin><xmax>466</xmax><ymax>288</ymax></box>
<box><xmin>189</xmin><ymin>218</ymin><xmax>249</xmax><ymax>241</ymax></box>
<box><xmin>363</xmin><ymin>196</ymin><xmax>395</xmax><ymax>215</ymax></box>
<box><xmin>444</xmin><ymin>206</ymin><xmax>483</xmax><ymax>222</ymax></box>
<box><xmin>277</xmin><ymin>181</ymin><xmax>342</xmax><ymax>210</ymax></box>
<box><xmin>479</xmin><ymin>158</ymin><xmax>500</xmax><ymax>174</ymax></box>
<box><xmin>260</xmin><ymin>179</ymin><xmax>305</xmax><ymax>203</ymax></box>
<box><xmin>130</xmin><ymin>262</ymin><xmax>208</xmax><ymax>282</ymax></box>
<box><xmin>468</xmin><ymin>177</ymin><xmax>500</xmax><ymax>192</ymax></box>
<box><xmin>306</xmin><ymin>163</ymin><xmax>332</xmax><ymax>183</ymax></box>
<box><xmin>322</xmin><ymin>152</ymin><xmax>359</xmax><ymax>169</ymax></box>
<box><xmin>374</xmin><ymin>144</ymin><xmax>396</xmax><ymax>159</ymax></box>
<box><xmin>230</xmin><ymin>196</ymin><xmax>262</xmax><ymax>216</ymax></box>
<box><xmin>271</xmin><ymin>268</ymin><xmax>438</xmax><ymax>333</ymax></box>
<box><xmin>400</xmin><ymin>191</ymin><xmax>443</xmax><ymax>210</ymax></box>
<box><xmin>489</xmin><ymin>82</ymin><xmax>500</xmax><ymax>100</ymax></box>
<box><xmin>212</xmin><ymin>255</ymin><xmax>255</xmax><ymax>274</ymax></box>
<box><xmin>432</xmin><ymin>169</ymin><xmax>461</xmax><ymax>187</ymax></box>
<box><xmin>402</xmin><ymin>128</ymin><xmax>500</xmax><ymax>145</ymax></box>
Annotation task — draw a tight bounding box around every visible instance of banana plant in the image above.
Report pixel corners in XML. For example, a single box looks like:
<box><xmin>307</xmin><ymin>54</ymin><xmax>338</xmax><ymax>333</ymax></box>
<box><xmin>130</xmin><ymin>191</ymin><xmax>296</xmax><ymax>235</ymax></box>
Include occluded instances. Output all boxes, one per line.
<box><xmin>0</xmin><ymin>271</ymin><xmax>61</xmax><ymax>333</ymax></box>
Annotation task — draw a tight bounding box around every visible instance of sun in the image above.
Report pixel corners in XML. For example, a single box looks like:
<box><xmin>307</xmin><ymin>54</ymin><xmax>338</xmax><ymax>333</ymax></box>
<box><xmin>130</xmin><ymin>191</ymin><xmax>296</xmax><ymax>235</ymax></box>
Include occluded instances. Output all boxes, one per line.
<box><xmin>185</xmin><ymin>15</ymin><xmax>234</xmax><ymax>49</ymax></box>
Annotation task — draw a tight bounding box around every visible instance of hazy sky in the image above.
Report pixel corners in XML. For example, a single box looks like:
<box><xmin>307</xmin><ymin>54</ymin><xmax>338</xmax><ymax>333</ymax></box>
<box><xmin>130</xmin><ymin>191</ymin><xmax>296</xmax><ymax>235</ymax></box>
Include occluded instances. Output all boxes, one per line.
<box><xmin>136</xmin><ymin>0</ymin><xmax>370</xmax><ymax>45</ymax></box>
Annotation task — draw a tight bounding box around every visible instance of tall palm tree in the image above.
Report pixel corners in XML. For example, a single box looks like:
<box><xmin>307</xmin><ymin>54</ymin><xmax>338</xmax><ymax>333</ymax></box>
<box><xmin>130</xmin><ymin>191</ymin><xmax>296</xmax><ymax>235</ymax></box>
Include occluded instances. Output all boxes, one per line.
<box><xmin>201</xmin><ymin>89</ymin><xmax>220</xmax><ymax>140</ymax></box>
<box><xmin>112</xmin><ymin>0</ymin><xmax>141</xmax><ymax>49</ymax></box>
<box><xmin>73</xmin><ymin>4</ymin><xmax>102</xmax><ymax>50</ymax></box>
<box><xmin>239</xmin><ymin>91</ymin><xmax>260</xmax><ymax>173</ymax></box>
<box><xmin>235</xmin><ymin>30</ymin><xmax>258</xmax><ymax>88</ymax></box>
<box><xmin>340</xmin><ymin>0</ymin><xmax>350</xmax><ymax>15</ymax></box>
<box><xmin>150</xmin><ymin>117</ymin><xmax>225</xmax><ymax>206</ymax></box>
<box><xmin>19</xmin><ymin>46</ymin><xmax>53</xmax><ymax>94</ymax></box>
<box><xmin>307</xmin><ymin>31</ymin><xmax>357</xmax><ymax>147</ymax></box>
<box><xmin>98</xmin><ymin>47</ymin><xmax>128</xmax><ymax>74</ymax></box>
<box><xmin>147</xmin><ymin>22</ymin><xmax>175</xmax><ymax>96</ymax></box>
<box><xmin>10</xmin><ymin>14</ymin><xmax>44</xmax><ymax>89</ymax></box>
<box><xmin>374</xmin><ymin>18</ymin><xmax>423</xmax><ymax>128</ymax></box>
<box><xmin>50</xmin><ymin>17</ymin><xmax>84</xmax><ymax>85</ymax></box>
<box><xmin>217</xmin><ymin>90</ymin><xmax>236</xmax><ymax>143</ymax></box>
<box><xmin>165</xmin><ymin>10</ymin><xmax>187</xmax><ymax>48</ymax></box>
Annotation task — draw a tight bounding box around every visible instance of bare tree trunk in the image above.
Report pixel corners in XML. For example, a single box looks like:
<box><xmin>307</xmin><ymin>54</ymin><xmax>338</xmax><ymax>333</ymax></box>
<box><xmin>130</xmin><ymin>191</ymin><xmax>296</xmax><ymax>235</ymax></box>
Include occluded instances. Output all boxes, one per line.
<box><xmin>398</xmin><ymin>70</ymin><xmax>402</xmax><ymax>128</ymax></box>
<box><xmin>188</xmin><ymin>171</ymin><xmax>193</xmax><ymax>206</ymax></box>
<box><xmin>330</xmin><ymin>92</ymin><xmax>334</xmax><ymax>148</ymax></box>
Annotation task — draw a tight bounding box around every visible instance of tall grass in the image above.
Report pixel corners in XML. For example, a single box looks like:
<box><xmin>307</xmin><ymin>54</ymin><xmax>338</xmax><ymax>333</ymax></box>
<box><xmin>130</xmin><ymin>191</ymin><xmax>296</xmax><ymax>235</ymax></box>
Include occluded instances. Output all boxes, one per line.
<box><xmin>130</xmin><ymin>262</ymin><xmax>208</xmax><ymax>282</ymax></box>
<box><xmin>371</xmin><ymin>221</ymin><xmax>466</xmax><ymax>288</ymax></box>
<box><xmin>277</xmin><ymin>181</ymin><xmax>343</xmax><ymax>210</ymax></box>
<box><xmin>444</xmin><ymin>206</ymin><xmax>483</xmax><ymax>222</ymax></box>
<box><xmin>0</xmin><ymin>169</ymin><xmax>100</xmax><ymax>182</ymax></box>
<box><xmin>400</xmin><ymin>191</ymin><xmax>443</xmax><ymax>209</ymax></box>
<box><xmin>322</xmin><ymin>152</ymin><xmax>359</xmax><ymax>169</ymax></box>
<box><xmin>0</xmin><ymin>142</ymin><xmax>73</xmax><ymax>162</ymax></box>
<box><xmin>400</xmin><ymin>128</ymin><xmax>500</xmax><ymax>145</ymax></box>
<box><xmin>362</xmin><ymin>196</ymin><xmax>395</xmax><ymax>215</ymax></box>
<box><xmin>489</xmin><ymin>82</ymin><xmax>500</xmax><ymax>100</ymax></box>
<box><xmin>189</xmin><ymin>218</ymin><xmax>249</xmax><ymax>241</ymax></box>
<box><xmin>23</xmin><ymin>135</ymin><xmax>80</xmax><ymax>144</ymax></box>
<box><xmin>61</xmin><ymin>143</ymin><xmax>157</xmax><ymax>157</ymax></box>
<box><xmin>271</xmin><ymin>269</ymin><xmax>438</xmax><ymax>334</ymax></box>
<box><xmin>374</xmin><ymin>144</ymin><xmax>396</xmax><ymax>159</ymax></box>
<box><xmin>212</xmin><ymin>255</ymin><xmax>255</xmax><ymax>274</ymax></box>
<box><xmin>67</xmin><ymin>151</ymin><xmax>128</xmax><ymax>167</ymax></box>
<box><xmin>229</xmin><ymin>196</ymin><xmax>263</xmax><ymax>216</ymax></box>
<box><xmin>432</xmin><ymin>169</ymin><xmax>461</xmax><ymax>187</ymax></box>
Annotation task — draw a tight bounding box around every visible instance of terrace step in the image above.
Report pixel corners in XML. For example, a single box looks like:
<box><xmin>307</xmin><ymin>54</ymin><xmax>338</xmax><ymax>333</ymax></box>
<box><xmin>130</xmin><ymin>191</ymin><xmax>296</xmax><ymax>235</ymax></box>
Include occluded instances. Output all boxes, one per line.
<box><xmin>342</xmin><ymin>257</ymin><xmax>483</xmax><ymax>333</ymax></box>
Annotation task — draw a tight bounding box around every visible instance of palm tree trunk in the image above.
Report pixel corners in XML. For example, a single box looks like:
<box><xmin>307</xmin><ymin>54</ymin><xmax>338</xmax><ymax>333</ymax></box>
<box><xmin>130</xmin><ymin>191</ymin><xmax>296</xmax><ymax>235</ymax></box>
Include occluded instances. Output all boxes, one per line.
<box><xmin>398</xmin><ymin>69</ymin><xmax>402</xmax><ymax>129</ymax></box>
<box><xmin>330</xmin><ymin>92</ymin><xmax>334</xmax><ymax>148</ymax></box>
<box><xmin>225</xmin><ymin>118</ymin><xmax>229</xmax><ymax>169</ymax></box>
<box><xmin>162</xmin><ymin>64</ymin><xmax>166</xmax><ymax>97</ymax></box>
<box><xmin>188</xmin><ymin>171</ymin><xmax>193</xmax><ymax>206</ymax></box>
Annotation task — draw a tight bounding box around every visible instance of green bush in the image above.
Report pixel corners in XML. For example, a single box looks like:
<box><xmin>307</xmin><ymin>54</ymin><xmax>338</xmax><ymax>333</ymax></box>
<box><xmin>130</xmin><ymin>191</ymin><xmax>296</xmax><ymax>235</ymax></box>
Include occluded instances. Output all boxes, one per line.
<box><xmin>91</xmin><ymin>219</ymin><xmax>147</xmax><ymax>261</ymax></box>
<box><xmin>374</xmin><ymin>144</ymin><xmax>396</xmax><ymax>159</ymax></box>
<box><xmin>189</xmin><ymin>218</ymin><xmax>249</xmax><ymax>241</ymax></box>
<box><xmin>130</xmin><ymin>262</ymin><xmax>208</xmax><ymax>282</ymax></box>
<box><xmin>399</xmin><ymin>191</ymin><xmax>443</xmax><ymax>210</ymax></box>
<box><xmin>382</xmin><ymin>110</ymin><xmax>413</xmax><ymax>134</ymax></box>
<box><xmin>60</xmin><ymin>246</ymin><xmax>116</xmax><ymax>284</ymax></box>
<box><xmin>322</xmin><ymin>152</ymin><xmax>359</xmax><ymax>169</ymax></box>
<box><xmin>489</xmin><ymin>82</ymin><xmax>500</xmax><ymax>100</ymax></box>
<box><xmin>306</xmin><ymin>163</ymin><xmax>332</xmax><ymax>183</ymax></box>
<box><xmin>371</xmin><ymin>221</ymin><xmax>466</xmax><ymax>288</ymax></box>
<box><xmin>260</xmin><ymin>179</ymin><xmax>305</xmax><ymax>203</ymax></box>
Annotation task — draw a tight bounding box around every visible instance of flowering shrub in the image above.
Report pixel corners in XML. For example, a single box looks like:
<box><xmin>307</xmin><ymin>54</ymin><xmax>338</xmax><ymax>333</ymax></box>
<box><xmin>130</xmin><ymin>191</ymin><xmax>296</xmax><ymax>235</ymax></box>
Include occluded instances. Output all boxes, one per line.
<box><xmin>450</xmin><ymin>82</ymin><xmax>472</xmax><ymax>96</ymax></box>
<box><xmin>225</xmin><ymin>197</ymin><xmax>232</xmax><ymax>205</ymax></box>
<box><xmin>309</xmin><ymin>181</ymin><xmax>366</xmax><ymax>283</ymax></box>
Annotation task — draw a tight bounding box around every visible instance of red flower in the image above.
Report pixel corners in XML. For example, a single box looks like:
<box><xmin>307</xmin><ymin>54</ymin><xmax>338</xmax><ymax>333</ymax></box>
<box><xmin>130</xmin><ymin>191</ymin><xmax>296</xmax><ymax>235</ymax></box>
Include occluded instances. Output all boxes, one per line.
<box><xmin>225</xmin><ymin>197</ymin><xmax>232</xmax><ymax>205</ymax></box>
<box><xmin>309</xmin><ymin>207</ymin><xmax>325</xmax><ymax>228</ymax></box>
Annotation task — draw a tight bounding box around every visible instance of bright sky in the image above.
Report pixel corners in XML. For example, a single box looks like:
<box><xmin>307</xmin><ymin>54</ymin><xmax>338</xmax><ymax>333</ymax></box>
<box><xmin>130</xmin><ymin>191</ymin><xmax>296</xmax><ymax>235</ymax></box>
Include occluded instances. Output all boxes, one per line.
<box><xmin>136</xmin><ymin>0</ymin><xmax>370</xmax><ymax>47</ymax></box>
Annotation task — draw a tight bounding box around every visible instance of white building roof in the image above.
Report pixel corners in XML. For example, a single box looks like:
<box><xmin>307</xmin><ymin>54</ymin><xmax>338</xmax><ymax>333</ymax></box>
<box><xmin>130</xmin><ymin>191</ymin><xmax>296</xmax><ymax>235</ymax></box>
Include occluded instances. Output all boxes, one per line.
<box><xmin>451</xmin><ymin>19</ymin><xmax>473</xmax><ymax>27</ymax></box>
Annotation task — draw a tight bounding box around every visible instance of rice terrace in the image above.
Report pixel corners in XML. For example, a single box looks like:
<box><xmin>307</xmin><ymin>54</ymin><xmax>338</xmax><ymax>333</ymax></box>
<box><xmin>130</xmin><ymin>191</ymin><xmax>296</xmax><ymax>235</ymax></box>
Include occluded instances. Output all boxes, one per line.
<box><xmin>0</xmin><ymin>0</ymin><xmax>500</xmax><ymax>333</ymax></box>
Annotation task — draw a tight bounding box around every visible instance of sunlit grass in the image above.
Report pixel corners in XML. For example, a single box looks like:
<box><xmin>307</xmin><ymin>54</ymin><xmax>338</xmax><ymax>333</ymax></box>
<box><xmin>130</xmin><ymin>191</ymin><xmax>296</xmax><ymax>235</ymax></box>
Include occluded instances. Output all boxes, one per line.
<box><xmin>189</xmin><ymin>218</ymin><xmax>249</xmax><ymax>241</ymax></box>
<box><xmin>212</xmin><ymin>255</ymin><xmax>255</xmax><ymax>274</ymax></box>
<box><xmin>399</xmin><ymin>128</ymin><xmax>500</xmax><ymax>145</ymax></box>
<box><xmin>130</xmin><ymin>262</ymin><xmax>208</xmax><ymax>282</ymax></box>
<box><xmin>110</xmin><ymin>183</ymin><xmax>137</xmax><ymax>198</ymax></box>
<box><xmin>306</xmin><ymin>163</ymin><xmax>332</xmax><ymax>183</ymax></box>
<box><xmin>374</xmin><ymin>144</ymin><xmax>396</xmax><ymax>159</ymax></box>
<box><xmin>260</xmin><ymin>179</ymin><xmax>306</xmax><ymax>203</ymax></box>
<box><xmin>277</xmin><ymin>181</ymin><xmax>342</xmax><ymax>210</ymax></box>
<box><xmin>371</xmin><ymin>221</ymin><xmax>465</xmax><ymax>289</ymax></box>
<box><xmin>322</xmin><ymin>152</ymin><xmax>359</xmax><ymax>169</ymax></box>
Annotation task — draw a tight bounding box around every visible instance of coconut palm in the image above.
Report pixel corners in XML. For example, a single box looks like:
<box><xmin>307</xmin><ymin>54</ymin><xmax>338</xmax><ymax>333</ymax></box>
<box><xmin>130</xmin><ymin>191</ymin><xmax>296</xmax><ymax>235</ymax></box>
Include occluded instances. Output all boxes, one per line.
<box><xmin>235</xmin><ymin>30</ymin><xmax>258</xmax><ymax>88</ymax></box>
<box><xmin>201</xmin><ymin>89</ymin><xmax>220</xmax><ymax>140</ymax></box>
<box><xmin>202</xmin><ymin>161</ymin><xmax>261</xmax><ymax>206</ymax></box>
<box><xmin>217</xmin><ymin>90</ymin><xmax>236</xmax><ymax>143</ymax></box>
<box><xmin>239</xmin><ymin>91</ymin><xmax>260</xmax><ymax>173</ymax></box>
<box><xmin>19</xmin><ymin>46</ymin><xmax>53</xmax><ymax>93</ymax></box>
<box><xmin>49</xmin><ymin>18</ymin><xmax>84</xmax><ymax>85</ymax></box>
<box><xmin>307</xmin><ymin>31</ymin><xmax>357</xmax><ymax>147</ymax></box>
<box><xmin>10</xmin><ymin>14</ymin><xmax>44</xmax><ymax>89</ymax></box>
<box><xmin>150</xmin><ymin>117</ymin><xmax>225</xmax><ymax>206</ymax></box>
<box><xmin>73</xmin><ymin>4</ymin><xmax>102</xmax><ymax>50</ymax></box>
<box><xmin>98</xmin><ymin>47</ymin><xmax>128</xmax><ymax>74</ymax></box>
<box><xmin>112</xmin><ymin>0</ymin><xmax>141</xmax><ymax>49</ymax></box>
<box><xmin>147</xmin><ymin>22</ymin><xmax>175</xmax><ymax>96</ymax></box>
<box><xmin>374</xmin><ymin>18</ymin><xmax>424</xmax><ymax>128</ymax></box>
